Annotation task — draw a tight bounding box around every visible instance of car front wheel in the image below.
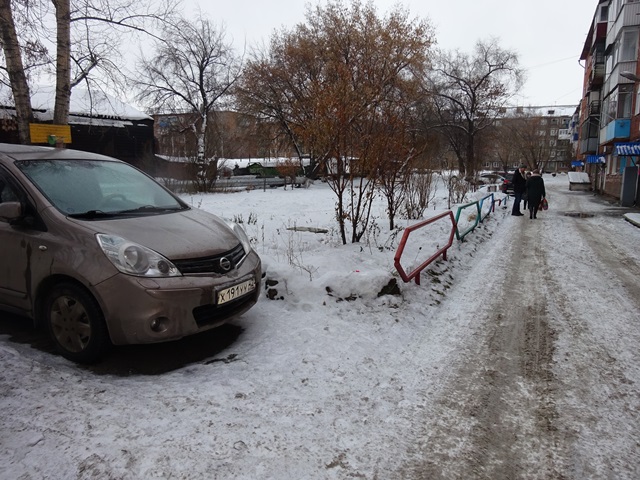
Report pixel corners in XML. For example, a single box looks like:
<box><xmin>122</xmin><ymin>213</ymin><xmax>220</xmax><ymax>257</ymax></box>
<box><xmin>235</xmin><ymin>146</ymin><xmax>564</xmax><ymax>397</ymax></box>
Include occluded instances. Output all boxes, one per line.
<box><xmin>43</xmin><ymin>283</ymin><xmax>111</xmax><ymax>363</ymax></box>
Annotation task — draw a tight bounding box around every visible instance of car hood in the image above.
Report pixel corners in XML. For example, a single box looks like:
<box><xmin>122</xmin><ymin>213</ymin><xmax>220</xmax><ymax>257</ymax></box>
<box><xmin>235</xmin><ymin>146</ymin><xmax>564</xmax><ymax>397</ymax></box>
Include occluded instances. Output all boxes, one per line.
<box><xmin>66</xmin><ymin>207</ymin><xmax>240</xmax><ymax>259</ymax></box>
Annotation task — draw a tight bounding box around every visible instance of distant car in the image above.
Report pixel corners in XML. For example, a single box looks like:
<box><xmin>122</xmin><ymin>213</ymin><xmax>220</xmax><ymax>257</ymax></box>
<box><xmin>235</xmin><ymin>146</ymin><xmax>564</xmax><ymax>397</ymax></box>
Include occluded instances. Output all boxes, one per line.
<box><xmin>463</xmin><ymin>173</ymin><xmax>504</xmax><ymax>187</ymax></box>
<box><xmin>0</xmin><ymin>143</ymin><xmax>261</xmax><ymax>363</ymax></box>
<box><xmin>478</xmin><ymin>173</ymin><xmax>505</xmax><ymax>185</ymax></box>
<box><xmin>501</xmin><ymin>172</ymin><xmax>515</xmax><ymax>194</ymax></box>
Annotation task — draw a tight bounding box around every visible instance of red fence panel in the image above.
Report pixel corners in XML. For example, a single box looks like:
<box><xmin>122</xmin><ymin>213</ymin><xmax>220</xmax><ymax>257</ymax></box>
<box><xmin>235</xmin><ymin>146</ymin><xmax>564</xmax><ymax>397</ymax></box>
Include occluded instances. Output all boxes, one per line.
<box><xmin>393</xmin><ymin>210</ymin><xmax>457</xmax><ymax>285</ymax></box>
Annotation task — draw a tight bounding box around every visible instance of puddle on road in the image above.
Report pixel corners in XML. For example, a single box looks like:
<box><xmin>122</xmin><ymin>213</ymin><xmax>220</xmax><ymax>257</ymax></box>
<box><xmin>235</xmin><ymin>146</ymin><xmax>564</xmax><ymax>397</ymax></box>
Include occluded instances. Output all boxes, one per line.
<box><xmin>563</xmin><ymin>212</ymin><xmax>596</xmax><ymax>218</ymax></box>
<box><xmin>563</xmin><ymin>209</ymin><xmax>632</xmax><ymax>218</ymax></box>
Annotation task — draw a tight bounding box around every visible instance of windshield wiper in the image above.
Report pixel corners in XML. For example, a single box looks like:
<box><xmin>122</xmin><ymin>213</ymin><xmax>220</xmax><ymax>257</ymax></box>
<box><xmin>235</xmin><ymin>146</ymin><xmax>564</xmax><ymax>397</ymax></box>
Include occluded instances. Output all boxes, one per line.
<box><xmin>116</xmin><ymin>205</ymin><xmax>184</xmax><ymax>215</ymax></box>
<box><xmin>67</xmin><ymin>210</ymin><xmax>117</xmax><ymax>219</ymax></box>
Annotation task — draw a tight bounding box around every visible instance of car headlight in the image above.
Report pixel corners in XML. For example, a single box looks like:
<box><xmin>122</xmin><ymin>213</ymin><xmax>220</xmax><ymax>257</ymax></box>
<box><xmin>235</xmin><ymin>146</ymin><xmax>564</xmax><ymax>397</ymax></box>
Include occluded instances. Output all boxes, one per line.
<box><xmin>96</xmin><ymin>234</ymin><xmax>181</xmax><ymax>277</ymax></box>
<box><xmin>226</xmin><ymin>221</ymin><xmax>253</xmax><ymax>255</ymax></box>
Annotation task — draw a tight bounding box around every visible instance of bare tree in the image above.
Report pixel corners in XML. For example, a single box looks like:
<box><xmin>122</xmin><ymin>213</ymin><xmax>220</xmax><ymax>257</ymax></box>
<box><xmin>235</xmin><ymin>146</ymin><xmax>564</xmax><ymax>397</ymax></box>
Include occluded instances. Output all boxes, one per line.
<box><xmin>485</xmin><ymin>119</ymin><xmax>518</xmax><ymax>172</ymax></box>
<box><xmin>402</xmin><ymin>168</ymin><xmax>437</xmax><ymax>220</ymax></box>
<box><xmin>68</xmin><ymin>0</ymin><xmax>178</xmax><ymax>105</ymax></box>
<box><xmin>374</xmin><ymin>100</ymin><xmax>426</xmax><ymax>230</ymax></box>
<box><xmin>425</xmin><ymin>38</ymin><xmax>524</xmax><ymax>176</ymax></box>
<box><xmin>237</xmin><ymin>0</ymin><xmax>434</xmax><ymax>244</ymax></box>
<box><xmin>136</xmin><ymin>16</ymin><xmax>241</xmax><ymax>192</ymax></box>
<box><xmin>0</xmin><ymin>0</ymin><xmax>177</xmax><ymax>143</ymax></box>
<box><xmin>509</xmin><ymin>114</ymin><xmax>553</xmax><ymax>171</ymax></box>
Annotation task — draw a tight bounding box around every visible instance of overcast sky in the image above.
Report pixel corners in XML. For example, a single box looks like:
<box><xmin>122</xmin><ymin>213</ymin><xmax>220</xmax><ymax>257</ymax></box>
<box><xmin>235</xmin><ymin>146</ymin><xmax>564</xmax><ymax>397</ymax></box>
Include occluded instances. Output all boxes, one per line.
<box><xmin>188</xmin><ymin>0</ymin><xmax>596</xmax><ymax>108</ymax></box>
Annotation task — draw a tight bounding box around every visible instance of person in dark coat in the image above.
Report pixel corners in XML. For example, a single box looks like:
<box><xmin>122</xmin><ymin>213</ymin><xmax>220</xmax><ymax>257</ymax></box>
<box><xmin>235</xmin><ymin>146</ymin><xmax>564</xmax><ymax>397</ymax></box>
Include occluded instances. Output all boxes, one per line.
<box><xmin>511</xmin><ymin>164</ymin><xmax>527</xmax><ymax>216</ymax></box>
<box><xmin>523</xmin><ymin>171</ymin><xmax>532</xmax><ymax>209</ymax></box>
<box><xmin>525</xmin><ymin>169</ymin><xmax>546</xmax><ymax>219</ymax></box>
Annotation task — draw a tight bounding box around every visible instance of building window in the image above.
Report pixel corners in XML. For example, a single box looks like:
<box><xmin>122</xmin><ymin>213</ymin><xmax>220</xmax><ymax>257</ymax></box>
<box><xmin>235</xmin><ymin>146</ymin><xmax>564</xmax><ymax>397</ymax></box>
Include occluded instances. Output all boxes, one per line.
<box><xmin>636</xmin><ymin>88</ymin><xmax>640</xmax><ymax>115</ymax></box>
<box><xmin>618</xmin><ymin>84</ymin><xmax>633</xmax><ymax>118</ymax></box>
<box><xmin>620</xmin><ymin>29</ymin><xmax>639</xmax><ymax>62</ymax></box>
<box><xmin>607</xmin><ymin>50</ymin><xmax>614</xmax><ymax>74</ymax></box>
<box><xmin>601</xmin><ymin>96</ymin><xmax>611</xmax><ymax>124</ymax></box>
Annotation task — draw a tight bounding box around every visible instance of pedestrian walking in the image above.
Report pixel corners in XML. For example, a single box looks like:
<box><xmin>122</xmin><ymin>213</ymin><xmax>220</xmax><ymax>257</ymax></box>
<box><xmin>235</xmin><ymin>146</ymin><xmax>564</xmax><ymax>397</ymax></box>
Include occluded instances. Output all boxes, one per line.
<box><xmin>525</xmin><ymin>169</ymin><xmax>546</xmax><ymax>219</ymax></box>
<box><xmin>523</xmin><ymin>171</ymin><xmax>532</xmax><ymax>209</ymax></box>
<box><xmin>511</xmin><ymin>164</ymin><xmax>527</xmax><ymax>216</ymax></box>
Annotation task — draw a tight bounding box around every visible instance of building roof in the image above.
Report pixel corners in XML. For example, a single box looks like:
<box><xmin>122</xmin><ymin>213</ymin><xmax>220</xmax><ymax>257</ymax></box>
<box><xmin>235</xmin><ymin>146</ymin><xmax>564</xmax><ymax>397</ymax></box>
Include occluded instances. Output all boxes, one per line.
<box><xmin>502</xmin><ymin>105</ymin><xmax>578</xmax><ymax>118</ymax></box>
<box><xmin>0</xmin><ymin>85</ymin><xmax>151</xmax><ymax>125</ymax></box>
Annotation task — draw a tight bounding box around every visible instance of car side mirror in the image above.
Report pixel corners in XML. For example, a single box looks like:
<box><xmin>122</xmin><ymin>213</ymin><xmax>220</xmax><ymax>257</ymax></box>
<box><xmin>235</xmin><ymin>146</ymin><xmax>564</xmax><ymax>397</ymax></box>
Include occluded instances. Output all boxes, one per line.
<box><xmin>0</xmin><ymin>201</ymin><xmax>23</xmax><ymax>221</ymax></box>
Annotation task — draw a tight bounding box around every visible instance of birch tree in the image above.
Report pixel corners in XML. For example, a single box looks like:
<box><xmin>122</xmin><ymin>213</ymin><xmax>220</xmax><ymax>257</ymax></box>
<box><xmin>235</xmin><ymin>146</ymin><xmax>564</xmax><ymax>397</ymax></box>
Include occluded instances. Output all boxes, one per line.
<box><xmin>136</xmin><ymin>16</ymin><xmax>241</xmax><ymax>192</ymax></box>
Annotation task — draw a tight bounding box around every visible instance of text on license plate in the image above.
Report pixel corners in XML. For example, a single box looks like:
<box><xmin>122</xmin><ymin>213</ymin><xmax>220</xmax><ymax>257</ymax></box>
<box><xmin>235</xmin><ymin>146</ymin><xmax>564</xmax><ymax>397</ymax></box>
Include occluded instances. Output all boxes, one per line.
<box><xmin>217</xmin><ymin>278</ymin><xmax>256</xmax><ymax>305</ymax></box>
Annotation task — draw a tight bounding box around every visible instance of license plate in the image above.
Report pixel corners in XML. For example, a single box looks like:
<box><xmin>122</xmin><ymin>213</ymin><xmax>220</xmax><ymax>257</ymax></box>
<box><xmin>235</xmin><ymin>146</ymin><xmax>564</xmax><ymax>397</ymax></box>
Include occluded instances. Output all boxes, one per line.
<box><xmin>217</xmin><ymin>278</ymin><xmax>256</xmax><ymax>305</ymax></box>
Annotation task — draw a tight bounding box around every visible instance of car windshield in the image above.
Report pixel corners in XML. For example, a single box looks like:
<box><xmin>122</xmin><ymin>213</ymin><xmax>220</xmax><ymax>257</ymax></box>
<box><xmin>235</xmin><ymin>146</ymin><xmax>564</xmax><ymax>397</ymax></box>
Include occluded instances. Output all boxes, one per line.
<box><xmin>17</xmin><ymin>159</ymin><xmax>186</xmax><ymax>217</ymax></box>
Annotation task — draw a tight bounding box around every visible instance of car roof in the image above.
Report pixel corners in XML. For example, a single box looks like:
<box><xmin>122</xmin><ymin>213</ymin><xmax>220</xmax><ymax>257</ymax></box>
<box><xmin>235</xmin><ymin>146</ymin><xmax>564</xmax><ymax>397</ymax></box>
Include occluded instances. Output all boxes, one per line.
<box><xmin>0</xmin><ymin>143</ymin><xmax>120</xmax><ymax>162</ymax></box>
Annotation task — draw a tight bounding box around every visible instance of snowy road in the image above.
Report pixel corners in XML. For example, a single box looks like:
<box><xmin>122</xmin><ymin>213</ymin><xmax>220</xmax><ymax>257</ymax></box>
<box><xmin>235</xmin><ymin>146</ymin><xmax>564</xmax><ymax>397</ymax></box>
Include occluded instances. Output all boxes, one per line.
<box><xmin>400</xmin><ymin>184</ymin><xmax>640</xmax><ymax>478</ymax></box>
<box><xmin>1</xmin><ymin>176</ymin><xmax>640</xmax><ymax>479</ymax></box>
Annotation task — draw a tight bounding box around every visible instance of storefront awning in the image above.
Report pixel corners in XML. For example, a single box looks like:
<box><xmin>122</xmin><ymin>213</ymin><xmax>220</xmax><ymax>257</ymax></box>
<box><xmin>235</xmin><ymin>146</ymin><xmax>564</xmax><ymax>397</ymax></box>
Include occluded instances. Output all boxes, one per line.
<box><xmin>614</xmin><ymin>142</ymin><xmax>640</xmax><ymax>156</ymax></box>
<box><xmin>586</xmin><ymin>155</ymin><xmax>606</xmax><ymax>164</ymax></box>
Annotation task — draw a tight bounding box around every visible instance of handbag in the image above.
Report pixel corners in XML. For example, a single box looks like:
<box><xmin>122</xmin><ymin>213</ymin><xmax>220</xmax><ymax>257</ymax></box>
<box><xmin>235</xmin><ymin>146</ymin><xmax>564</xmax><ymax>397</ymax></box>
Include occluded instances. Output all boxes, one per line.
<box><xmin>539</xmin><ymin>198</ymin><xmax>548</xmax><ymax>210</ymax></box>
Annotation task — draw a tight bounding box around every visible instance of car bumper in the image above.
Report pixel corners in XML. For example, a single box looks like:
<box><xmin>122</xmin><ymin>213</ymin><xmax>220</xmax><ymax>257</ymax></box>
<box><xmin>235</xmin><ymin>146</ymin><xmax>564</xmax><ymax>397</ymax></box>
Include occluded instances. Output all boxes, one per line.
<box><xmin>93</xmin><ymin>252</ymin><xmax>261</xmax><ymax>345</ymax></box>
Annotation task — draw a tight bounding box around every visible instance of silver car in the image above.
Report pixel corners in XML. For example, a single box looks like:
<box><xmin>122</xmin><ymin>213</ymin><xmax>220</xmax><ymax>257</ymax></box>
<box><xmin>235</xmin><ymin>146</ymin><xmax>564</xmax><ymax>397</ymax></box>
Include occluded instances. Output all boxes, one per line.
<box><xmin>0</xmin><ymin>143</ymin><xmax>261</xmax><ymax>363</ymax></box>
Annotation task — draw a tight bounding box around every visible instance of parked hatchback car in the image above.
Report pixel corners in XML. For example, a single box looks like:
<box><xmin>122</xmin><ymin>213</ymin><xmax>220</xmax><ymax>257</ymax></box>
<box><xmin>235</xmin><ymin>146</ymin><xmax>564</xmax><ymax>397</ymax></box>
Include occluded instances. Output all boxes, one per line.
<box><xmin>0</xmin><ymin>144</ymin><xmax>261</xmax><ymax>363</ymax></box>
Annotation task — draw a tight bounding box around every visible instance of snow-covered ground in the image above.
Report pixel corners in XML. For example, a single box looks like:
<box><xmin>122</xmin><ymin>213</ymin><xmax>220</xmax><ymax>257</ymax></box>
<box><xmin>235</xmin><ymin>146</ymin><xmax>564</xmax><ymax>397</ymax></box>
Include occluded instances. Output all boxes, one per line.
<box><xmin>1</xmin><ymin>174</ymin><xmax>640</xmax><ymax>479</ymax></box>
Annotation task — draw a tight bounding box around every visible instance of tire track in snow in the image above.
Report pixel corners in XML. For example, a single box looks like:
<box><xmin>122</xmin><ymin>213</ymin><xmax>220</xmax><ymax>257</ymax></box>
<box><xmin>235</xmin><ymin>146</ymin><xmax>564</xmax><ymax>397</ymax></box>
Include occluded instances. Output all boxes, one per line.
<box><xmin>398</xmin><ymin>209</ymin><xmax>569</xmax><ymax>479</ymax></box>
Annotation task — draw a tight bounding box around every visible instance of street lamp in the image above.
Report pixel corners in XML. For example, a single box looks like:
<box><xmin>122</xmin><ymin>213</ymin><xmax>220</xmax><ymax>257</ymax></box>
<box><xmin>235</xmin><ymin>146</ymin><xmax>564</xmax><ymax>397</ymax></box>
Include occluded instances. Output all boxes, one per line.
<box><xmin>620</xmin><ymin>71</ymin><xmax>640</xmax><ymax>82</ymax></box>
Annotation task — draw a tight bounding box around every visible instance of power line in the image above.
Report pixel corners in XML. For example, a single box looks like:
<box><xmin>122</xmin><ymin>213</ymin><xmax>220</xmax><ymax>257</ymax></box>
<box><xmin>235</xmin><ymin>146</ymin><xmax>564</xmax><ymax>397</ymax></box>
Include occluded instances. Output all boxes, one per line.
<box><xmin>526</xmin><ymin>55</ymin><xmax>581</xmax><ymax>70</ymax></box>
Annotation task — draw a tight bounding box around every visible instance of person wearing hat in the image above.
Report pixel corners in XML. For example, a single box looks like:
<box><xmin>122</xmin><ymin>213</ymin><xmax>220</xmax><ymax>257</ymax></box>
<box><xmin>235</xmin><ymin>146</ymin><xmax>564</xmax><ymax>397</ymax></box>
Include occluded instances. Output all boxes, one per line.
<box><xmin>511</xmin><ymin>164</ymin><xmax>527</xmax><ymax>216</ymax></box>
<box><xmin>525</xmin><ymin>169</ymin><xmax>546</xmax><ymax>219</ymax></box>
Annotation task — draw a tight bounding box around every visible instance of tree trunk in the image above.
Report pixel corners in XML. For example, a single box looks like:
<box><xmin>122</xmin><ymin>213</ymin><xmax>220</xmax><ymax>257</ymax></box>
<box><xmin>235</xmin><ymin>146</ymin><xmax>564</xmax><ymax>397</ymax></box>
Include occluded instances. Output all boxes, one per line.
<box><xmin>197</xmin><ymin>112</ymin><xmax>206</xmax><ymax>163</ymax></box>
<box><xmin>467</xmin><ymin>124</ymin><xmax>475</xmax><ymax>175</ymax></box>
<box><xmin>0</xmin><ymin>0</ymin><xmax>33</xmax><ymax>144</ymax></box>
<box><xmin>337</xmin><ymin>194</ymin><xmax>347</xmax><ymax>245</ymax></box>
<box><xmin>53</xmin><ymin>0</ymin><xmax>71</xmax><ymax>125</ymax></box>
<box><xmin>458</xmin><ymin>157</ymin><xmax>466</xmax><ymax>176</ymax></box>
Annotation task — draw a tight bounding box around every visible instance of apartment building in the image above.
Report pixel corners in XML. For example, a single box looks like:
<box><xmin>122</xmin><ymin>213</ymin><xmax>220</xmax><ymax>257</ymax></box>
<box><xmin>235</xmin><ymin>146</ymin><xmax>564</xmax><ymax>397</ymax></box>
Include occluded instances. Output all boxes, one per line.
<box><xmin>579</xmin><ymin>0</ymin><xmax>640</xmax><ymax>203</ymax></box>
<box><xmin>483</xmin><ymin>106</ymin><xmax>575</xmax><ymax>173</ymax></box>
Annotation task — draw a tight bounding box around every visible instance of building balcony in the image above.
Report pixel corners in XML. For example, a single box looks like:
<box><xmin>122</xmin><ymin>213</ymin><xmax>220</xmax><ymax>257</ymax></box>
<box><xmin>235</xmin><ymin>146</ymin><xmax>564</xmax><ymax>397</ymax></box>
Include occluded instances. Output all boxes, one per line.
<box><xmin>589</xmin><ymin>55</ymin><xmax>605</xmax><ymax>87</ymax></box>
<box><xmin>600</xmin><ymin>118</ymin><xmax>631</xmax><ymax>144</ymax></box>
<box><xmin>579</xmin><ymin>137</ymin><xmax>599</xmax><ymax>155</ymax></box>
<box><xmin>591</xmin><ymin>63</ymin><xmax>605</xmax><ymax>86</ymax></box>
